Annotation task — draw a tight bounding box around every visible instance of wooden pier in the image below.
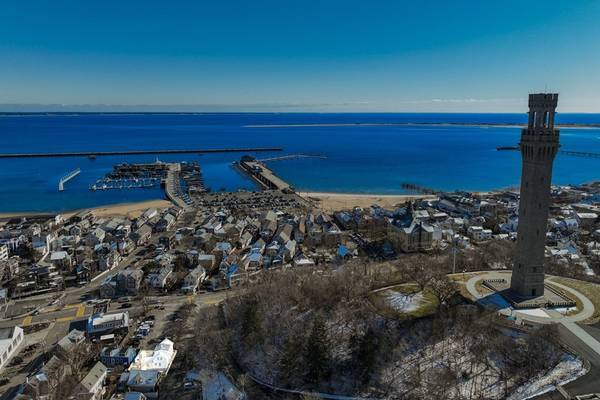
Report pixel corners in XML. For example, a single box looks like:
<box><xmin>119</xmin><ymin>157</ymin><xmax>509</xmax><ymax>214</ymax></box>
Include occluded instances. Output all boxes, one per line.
<box><xmin>58</xmin><ymin>168</ymin><xmax>81</xmax><ymax>191</ymax></box>
<box><xmin>0</xmin><ymin>147</ymin><xmax>283</xmax><ymax>159</ymax></box>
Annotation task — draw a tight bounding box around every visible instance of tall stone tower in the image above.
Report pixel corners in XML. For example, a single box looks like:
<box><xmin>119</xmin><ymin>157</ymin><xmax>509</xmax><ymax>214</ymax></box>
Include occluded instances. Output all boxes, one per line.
<box><xmin>510</xmin><ymin>93</ymin><xmax>560</xmax><ymax>298</ymax></box>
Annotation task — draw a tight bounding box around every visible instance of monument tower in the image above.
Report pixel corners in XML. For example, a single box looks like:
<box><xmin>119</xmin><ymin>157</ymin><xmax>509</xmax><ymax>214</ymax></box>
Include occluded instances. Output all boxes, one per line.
<box><xmin>510</xmin><ymin>93</ymin><xmax>560</xmax><ymax>298</ymax></box>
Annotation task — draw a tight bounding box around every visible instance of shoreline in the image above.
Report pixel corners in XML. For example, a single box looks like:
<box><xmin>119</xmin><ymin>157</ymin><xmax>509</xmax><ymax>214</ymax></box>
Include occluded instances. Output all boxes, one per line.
<box><xmin>0</xmin><ymin>198</ymin><xmax>172</xmax><ymax>220</ymax></box>
<box><xmin>297</xmin><ymin>191</ymin><xmax>434</xmax><ymax>212</ymax></box>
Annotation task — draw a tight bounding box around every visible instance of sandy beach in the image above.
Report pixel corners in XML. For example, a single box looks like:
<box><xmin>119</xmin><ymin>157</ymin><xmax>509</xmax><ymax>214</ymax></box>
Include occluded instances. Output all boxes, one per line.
<box><xmin>0</xmin><ymin>199</ymin><xmax>172</xmax><ymax>220</ymax></box>
<box><xmin>298</xmin><ymin>191</ymin><xmax>433</xmax><ymax>212</ymax></box>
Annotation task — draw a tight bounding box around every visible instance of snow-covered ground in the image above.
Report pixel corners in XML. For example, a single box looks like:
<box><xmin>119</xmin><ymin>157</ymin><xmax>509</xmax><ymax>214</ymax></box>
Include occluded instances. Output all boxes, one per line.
<box><xmin>508</xmin><ymin>354</ymin><xmax>586</xmax><ymax>400</ymax></box>
<box><xmin>387</xmin><ymin>290</ymin><xmax>428</xmax><ymax>313</ymax></box>
<box><xmin>377</xmin><ymin>329</ymin><xmax>587</xmax><ymax>400</ymax></box>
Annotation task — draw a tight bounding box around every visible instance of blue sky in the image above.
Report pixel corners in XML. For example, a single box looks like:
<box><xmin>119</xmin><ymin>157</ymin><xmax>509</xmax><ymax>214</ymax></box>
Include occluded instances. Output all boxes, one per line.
<box><xmin>1</xmin><ymin>1</ymin><xmax>599</xmax><ymax>112</ymax></box>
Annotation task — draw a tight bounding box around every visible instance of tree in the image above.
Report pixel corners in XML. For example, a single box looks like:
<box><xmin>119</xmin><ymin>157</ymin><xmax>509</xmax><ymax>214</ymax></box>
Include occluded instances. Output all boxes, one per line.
<box><xmin>351</xmin><ymin>326</ymin><xmax>379</xmax><ymax>385</ymax></box>
<box><xmin>429</xmin><ymin>273</ymin><xmax>458</xmax><ymax>308</ymax></box>
<box><xmin>305</xmin><ymin>314</ymin><xmax>331</xmax><ymax>384</ymax></box>
<box><xmin>279</xmin><ymin>332</ymin><xmax>306</xmax><ymax>383</ymax></box>
<box><xmin>241</xmin><ymin>298</ymin><xmax>262</xmax><ymax>346</ymax></box>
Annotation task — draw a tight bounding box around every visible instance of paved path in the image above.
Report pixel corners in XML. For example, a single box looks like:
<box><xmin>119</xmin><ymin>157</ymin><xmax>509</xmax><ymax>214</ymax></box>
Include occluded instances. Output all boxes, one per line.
<box><xmin>463</xmin><ymin>271</ymin><xmax>595</xmax><ymax>323</ymax></box>
<box><xmin>562</xmin><ymin>321</ymin><xmax>600</xmax><ymax>357</ymax></box>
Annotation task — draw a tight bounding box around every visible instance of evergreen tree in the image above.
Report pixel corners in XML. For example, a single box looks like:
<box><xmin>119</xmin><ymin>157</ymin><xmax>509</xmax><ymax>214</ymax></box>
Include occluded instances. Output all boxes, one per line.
<box><xmin>305</xmin><ymin>315</ymin><xmax>331</xmax><ymax>384</ymax></box>
<box><xmin>279</xmin><ymin>333</ymin><xmax>305</xmax><ymax>383</ymax></box>
<box><xmin>351</xmin><ymin>326</ymin><xmax>378</xmax><ymax>384</ymax></box>
<box><xmin>241</xmin><ymin>299</ymin><xmax>262</xmax><ymax>346</ymax></box>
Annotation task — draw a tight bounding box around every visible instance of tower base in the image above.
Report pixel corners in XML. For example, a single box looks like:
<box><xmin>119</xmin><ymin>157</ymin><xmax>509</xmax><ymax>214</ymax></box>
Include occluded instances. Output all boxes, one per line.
<box><xmin>483</xmin><ymin>278</ymin><xmax>575</xmax><ymax>309</ymax></box>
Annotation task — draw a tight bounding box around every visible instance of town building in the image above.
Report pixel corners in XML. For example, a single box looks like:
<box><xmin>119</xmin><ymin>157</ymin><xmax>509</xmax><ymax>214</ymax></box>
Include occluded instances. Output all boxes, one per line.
<box><xmin>0</xmin><ymin>326</ymin><xmax>24</xmax><ymax>371</ymax></box>
<box><xmin>87</xmin><ymin>312</ymin><xmax>130</xmax><ymax>335</ymax></box>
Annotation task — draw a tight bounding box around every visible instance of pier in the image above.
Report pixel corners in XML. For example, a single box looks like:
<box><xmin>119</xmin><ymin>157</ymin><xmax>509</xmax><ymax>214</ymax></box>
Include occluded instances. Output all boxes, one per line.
<box><xmin>0</xmin><ymin>147</ymin><xmax>283</xmax><ymax>159</ymax></box>
<box><xmin>58</xmin><ymin>168</ymin><xmax>81</xmax><ymax>191</ymax></box>
<box><xmin>497</xmin><ymin>146</ymin><xmax>600</xmax><ymax>158</ymax></box>
<box><xmin>258</xmin><ymin>153</ymin><xmax>327</xmax><ymax>162</ymax></box>
<box><xmin>236</xmin><ymin>156</ymin><xmax>293</xmax><ymax>192</ymax></box>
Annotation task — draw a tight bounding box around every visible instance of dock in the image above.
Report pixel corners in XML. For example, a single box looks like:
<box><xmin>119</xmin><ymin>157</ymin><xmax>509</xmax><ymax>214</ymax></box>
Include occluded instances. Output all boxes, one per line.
<box><xmin>58</xmin><ymin>168</ymin><xmax>81</xmax><ymax>191</ymax></box>
<box><xmin>0</xmin><ymin>147</ymin><xmax>283</xmax><ymax>159</ymax></box>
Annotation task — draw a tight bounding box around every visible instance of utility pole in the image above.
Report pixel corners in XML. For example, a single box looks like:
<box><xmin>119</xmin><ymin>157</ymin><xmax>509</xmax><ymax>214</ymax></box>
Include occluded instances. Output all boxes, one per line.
<box><xmin>452</xmin><ymin>235</ymin><xmax>457</xmax><ymax>274</ymax></box>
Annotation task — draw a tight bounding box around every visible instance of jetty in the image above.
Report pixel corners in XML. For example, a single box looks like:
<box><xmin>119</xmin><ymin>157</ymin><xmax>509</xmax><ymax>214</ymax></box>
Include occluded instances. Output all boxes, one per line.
<box><xmin>0</xmin><ymin>147</ymin><xmax>283</xmax><ymax>159</ymax></box>
<box><xmin>58</xmin><ymin>168</ymin><xmax>81</xmax><ymax>191</ymax></box>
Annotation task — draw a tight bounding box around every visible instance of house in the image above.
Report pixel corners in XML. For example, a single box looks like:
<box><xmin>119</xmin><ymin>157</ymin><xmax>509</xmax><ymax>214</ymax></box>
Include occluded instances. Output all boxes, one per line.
<box><xmin>127</xmin><ymin>339</ymin><xmax>177</xmax><ymax>394</ymax></box>
<box><xmin>96</xmin><ymin>248</ymin><xmax>121</xmax><ymax>271</ymax></box>
<box><xmin>388</xmin><ymin>221</ymin><xmax>434</xmax><ymax>253</ymax></box>
<box><xmin>86</xmin><ymin>228</ymin><xmax>106</xmax><ymax>247</ymax></box>
<box><xmin>279</xmin><ymin>240</ymin><xmax>296</xmax><ymax>262</ymax></box>
<box><xmin>0</xmin><ymin>244</ymin><xmax>8</xmax><ymax>262</ymax></box>
<box><xmin>101</xmin><ymin>346</ymin><xmax>137</xmax><ymax>367</ymax></box>
<box><xmin>575</xmin><ymin>212</ymin><xmax>598</xmax><ymax>230</ymax></box>
<box><xmin>149</xmin><ymin>266</ymin><xmax>173</xmax><ymax>289</ymax></box>
<box><xmin>87</xmin><ymin>312</ymin><xmax>130</xmax><ymax>335</ymax></box>
<box><xmin>116</xmin><ymin>268</ymin><xmax>143</xmax><ymax>296</ymax></box>
<box><xmin>141</xmin><ymin>208</ymin><xmax>158</xmax><ymax>222</ymax></box>
<box><xmin>56</xmin><ymin>329</ymin><xmax>86</xmax><ymax>361</ymax></box>
<box><xmin>468</xmin><ymin>226</ymin><xmax>492</xmax><ymax>242</ymax></box>
<box><xmin>71</xmin><ymin>361</ymin><xmax>107</xmax><ymax>400</ymax></box>
<box><xmin>0</xmin><ymin>326</ymin><xmax>24</xmax><ymax>372</ymax></box>
<box><xmin>32</xmin><ymin>234</ymin><xmax>53</xmax><ymax>255</ymax></box>
<box><xmin>245</xmin><ymin>252</ymin><xmax>263</xmax><ymax>270</ymax></box>
<box><xmin>131</xmin><ymin>224</ymin><xmax>153</xmax><ymax>246</ymax></box>
<box><xmin>155</xmin><ymin>213</ymin><xmax>176</xmax><ymax>232</ymax></box>
<box><xmin>181</xmin><ymin>266</ymin><xmax>207</xmax><ymax>294</ymax></box>
<box><xmin>197</xmin><ymin>254</ymin><xmax>216</xmax><ymax>270</ymax></box>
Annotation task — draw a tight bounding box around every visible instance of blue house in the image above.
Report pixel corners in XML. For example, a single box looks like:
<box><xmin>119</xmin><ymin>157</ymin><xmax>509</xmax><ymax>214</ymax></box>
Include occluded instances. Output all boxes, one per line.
<box><xmin>100</xmin><ymin>346</ymin><xmax>137</xmax><ymax>367</ymax></box>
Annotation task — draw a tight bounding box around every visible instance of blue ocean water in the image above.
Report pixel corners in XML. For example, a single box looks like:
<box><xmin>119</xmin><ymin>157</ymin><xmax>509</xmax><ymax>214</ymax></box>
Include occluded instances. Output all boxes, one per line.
<box><xmin>1</xmin><ymin>113</ymin><xmax>600</xmax><ymax>213</ymax></box>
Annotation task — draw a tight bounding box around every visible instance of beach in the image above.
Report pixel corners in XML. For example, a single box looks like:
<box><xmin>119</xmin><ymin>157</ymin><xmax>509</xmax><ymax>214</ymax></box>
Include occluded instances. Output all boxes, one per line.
<box><xmin>0</xmin><ymin>199</ymin><xmax>172</xmax><ymax>220</ymax></box>
<box><xmin>298</xmin><ymin>191</ymin><xmax>431</xmax><ymax>212</ymax></box>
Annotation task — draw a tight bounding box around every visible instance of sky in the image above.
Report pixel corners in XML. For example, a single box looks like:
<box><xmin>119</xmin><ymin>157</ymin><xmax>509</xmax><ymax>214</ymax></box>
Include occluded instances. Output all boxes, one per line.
<box><xmin>1</xmin><ymin>1</ymin><xmax>600</xmax><ymax>112</ymax></box>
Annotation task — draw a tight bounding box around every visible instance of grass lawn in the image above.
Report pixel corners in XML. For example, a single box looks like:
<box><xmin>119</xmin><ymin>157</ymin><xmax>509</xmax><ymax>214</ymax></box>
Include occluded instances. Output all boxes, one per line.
<box><xmin>551</xmin><ymin>277</ymin><xmax>600</xmax><ymax>323</ymax></box>
<box><xmin>369</xmin><ymin>283</ymin><xmax>439</xmax><ymax>320</ymax></box>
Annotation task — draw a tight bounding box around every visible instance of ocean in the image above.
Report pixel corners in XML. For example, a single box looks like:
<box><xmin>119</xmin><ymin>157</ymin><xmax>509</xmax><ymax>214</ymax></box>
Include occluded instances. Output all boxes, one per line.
<box><xmin>1</xmin><ymin>112</ymin><xmax>600</xmax><ymax>213</ymax></box>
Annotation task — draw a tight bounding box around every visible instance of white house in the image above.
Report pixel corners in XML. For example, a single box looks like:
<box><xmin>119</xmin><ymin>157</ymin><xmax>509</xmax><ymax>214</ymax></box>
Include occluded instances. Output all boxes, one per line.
<box><xmin>87</xmin><ymin>312</ymin><xmax>130</xmax><ymax>334</ymax></box>
<box><xmin>467</xmin><ymin>226</ymin><xmax>492</xmax><ymax>242</ymax></box>
<box><xmin>72</xmin><ymin>361</ymin><xmax>107</xmax><ymax>400</ymax></box>
<box><xmin>181</xmin><ymin>267</ymin><xmax>206</xmax><ymax>294</ymax></box>
<box><xmin>129</xmin><ymin>338</ymin><xmax>176</xmax><ymax>374</ymax></box>
<box><xmin>0</xmin><ymin>245</ymin><xmax>8</xmax><ymax>262</ymax></box>
<box><xmin>0</xmin><ymin>326</ymin><xmax>24</xmax><ymax>371</ymax></box>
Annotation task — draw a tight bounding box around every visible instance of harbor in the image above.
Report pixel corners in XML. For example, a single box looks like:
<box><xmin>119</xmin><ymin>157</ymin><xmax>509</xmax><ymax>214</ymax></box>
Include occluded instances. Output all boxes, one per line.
<box><xmin>88</xmin><ymin>160</ymin><xmax>203</xmax><ymax>208</ymax></box>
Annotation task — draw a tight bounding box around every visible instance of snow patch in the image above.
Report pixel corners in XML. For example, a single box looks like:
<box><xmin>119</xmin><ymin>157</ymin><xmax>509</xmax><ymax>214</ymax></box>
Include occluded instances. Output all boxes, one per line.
<box><xmin>508</xmin><ymin>354</ymin><xmax>587</xmax><ymax>400</ymax></box>
<box><xmin>387</xmin><ymin>291</ymin><xmax>428</xmax><ymax>313</ymax></box>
